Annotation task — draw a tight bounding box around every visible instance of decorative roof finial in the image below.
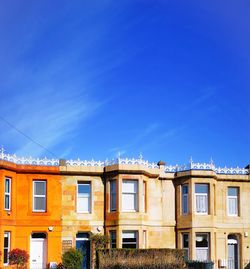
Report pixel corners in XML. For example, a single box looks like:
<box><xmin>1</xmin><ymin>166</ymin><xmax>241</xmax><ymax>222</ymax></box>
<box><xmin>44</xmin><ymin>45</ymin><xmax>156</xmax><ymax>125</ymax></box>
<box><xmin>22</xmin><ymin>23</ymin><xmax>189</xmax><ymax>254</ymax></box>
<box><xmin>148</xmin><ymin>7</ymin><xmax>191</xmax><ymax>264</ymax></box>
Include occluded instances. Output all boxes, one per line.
<box><xmin>189</xmin><ymin>156</ymin><xmax>193</xmax><ymax>164</ymax></box>
<box><xmin>0</xmin><ymin>146</ymin><xmax>5</xmax><ymax>156</ymax></box>
<box><xmin>139</xmin><ymin>153</ymin><xmax>143</xmax><ymax>160</ymax></box>
<box><xmin>117</xmin><ymin>151</ymin><xmax>121</xmax><ymax>161</ymax></box>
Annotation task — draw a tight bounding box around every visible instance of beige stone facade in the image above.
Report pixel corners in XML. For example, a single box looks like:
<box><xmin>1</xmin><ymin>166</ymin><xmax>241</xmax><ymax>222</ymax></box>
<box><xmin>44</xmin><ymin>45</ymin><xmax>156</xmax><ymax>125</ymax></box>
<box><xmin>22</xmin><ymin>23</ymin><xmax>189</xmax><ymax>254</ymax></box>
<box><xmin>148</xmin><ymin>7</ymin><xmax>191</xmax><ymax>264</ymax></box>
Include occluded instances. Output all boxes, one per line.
<box><xmin>175</xmin><ymin>169</ymin><xmax>250</xmax><ymax>269</ymax></box>
<box><xmin>59</xmin><ymin>160</ymin><xmax>250</xmax><ymax>269</ymax></box>
<box><xmin>60</xmin><ymin>163</ymin><xmax>176</xmax><ymax>252</ymax></box>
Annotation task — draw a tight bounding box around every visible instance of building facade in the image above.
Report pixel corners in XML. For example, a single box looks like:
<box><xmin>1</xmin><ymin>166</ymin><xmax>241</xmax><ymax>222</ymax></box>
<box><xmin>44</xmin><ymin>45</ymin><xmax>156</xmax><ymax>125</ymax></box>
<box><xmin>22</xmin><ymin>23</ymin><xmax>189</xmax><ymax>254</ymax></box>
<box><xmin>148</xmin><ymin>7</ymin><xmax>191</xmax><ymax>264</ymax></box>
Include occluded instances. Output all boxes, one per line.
<box><xmin>0</xmin><ymin>151</ymin><xmax>249</xmax><ymax>269</ymax></box>
<box><xmin>0</xmin><ymin>157</ymin><xmax>62</xmax><ymax>269</ymax></box>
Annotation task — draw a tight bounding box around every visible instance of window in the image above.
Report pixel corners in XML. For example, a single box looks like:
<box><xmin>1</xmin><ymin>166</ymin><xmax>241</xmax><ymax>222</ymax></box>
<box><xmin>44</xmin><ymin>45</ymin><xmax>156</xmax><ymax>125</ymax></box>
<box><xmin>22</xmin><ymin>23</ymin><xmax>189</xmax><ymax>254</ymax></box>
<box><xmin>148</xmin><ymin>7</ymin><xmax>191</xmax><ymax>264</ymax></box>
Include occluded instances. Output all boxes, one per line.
<box><xmin>182</xmin><ymin>185</ymin><xmax>188</xmax><ymax>215</ymax></box>
<box><xmin>4</xmin><ymin>232</ymin><xmax>10</xmax><ymax>265</ymax></box>
<box><xmin>4</xmin><ymin>177</ymin><xmax>11</xmax><ymax>210</ymax></box>
<box><xmin>77</xmin><ymin>182</ymin><xmax>91</xmax><ymax>213</ymax></box>
<box><xmin>227</xmin><ymin>187</ymin><xmax>239</xmax><ymax>216</ymax></box>
<box><xmin>142</xmin><ymin>181</ymin><xmax>146</xmax><ymax>212</ymax></box>
<box><xmin>143</xmin><ymin>230</ymin><xmax>147</xmax><ymax>248</ymax></box>
<box><xmin>110</xmin><ymin>180</ymin><xmax>116</xmax><ymax>211</ymax></box>
<box><xmin>122</xmin><ymin>180</ymin><xmax>138</xmax><ymax>212</ymax></box>
<box><xmin>182</xmin><ymin>233</ymin><xmax>189</xmax><ymax>260</ymax></box>
<box><xmin>110</xmin><ymin>231</ymin><xmax>116</xmax><ymax>248</ymax></box>
<box><xmin>122</xmin><ymin>231</ymin><xmax>138</xmax><ymax>249</ymax></box>
<box><xmin>33</xmin><ymin>181</ymin><xmax>46</xmax><ymax>212</ymax></box>
<box><xmin>196</xmin><ymin>233</ymin><xmax>209</xmax><ymax>261</ymax></box>
<box><xmin>195</xmin><ymin>184</ymin><xmax>208</xmax><ymax>214</ymax></box>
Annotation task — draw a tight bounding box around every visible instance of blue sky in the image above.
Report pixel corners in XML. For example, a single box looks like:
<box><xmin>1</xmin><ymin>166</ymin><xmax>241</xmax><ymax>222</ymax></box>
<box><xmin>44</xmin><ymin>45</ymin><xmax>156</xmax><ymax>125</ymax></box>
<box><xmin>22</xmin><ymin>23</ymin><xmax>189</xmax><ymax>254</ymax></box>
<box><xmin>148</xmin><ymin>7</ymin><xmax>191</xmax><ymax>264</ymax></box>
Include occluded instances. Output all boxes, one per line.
<box><xmin>0</xmin><ymin>1</ymin><xmax>249</xmax><ymax>167</ymax></box>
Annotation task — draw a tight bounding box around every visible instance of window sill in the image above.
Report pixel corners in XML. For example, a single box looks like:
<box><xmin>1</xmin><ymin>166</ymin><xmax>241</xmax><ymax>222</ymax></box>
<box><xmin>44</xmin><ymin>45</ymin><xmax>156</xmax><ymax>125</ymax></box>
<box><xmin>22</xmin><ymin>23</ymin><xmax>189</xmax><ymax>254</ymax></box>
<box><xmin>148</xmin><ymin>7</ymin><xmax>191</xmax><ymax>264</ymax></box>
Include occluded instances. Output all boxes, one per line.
<box><xmin>121</xmin><ymin>210</ymin><xmax>139</xmax><ymax>213</ymax></box>
<box><xmin>76</xmin><ymin>211</ymin><xmax>92</xmax><ymax>214</ymax></box>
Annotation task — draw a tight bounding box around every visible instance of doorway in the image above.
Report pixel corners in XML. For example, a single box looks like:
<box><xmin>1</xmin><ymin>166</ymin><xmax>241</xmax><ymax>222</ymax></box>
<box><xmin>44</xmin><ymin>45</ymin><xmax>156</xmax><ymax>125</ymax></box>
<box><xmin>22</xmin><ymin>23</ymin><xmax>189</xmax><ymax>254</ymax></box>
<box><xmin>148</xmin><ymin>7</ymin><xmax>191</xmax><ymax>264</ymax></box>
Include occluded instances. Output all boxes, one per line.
<box><xmin>228</xmin><ymin>234</ymin><xmax>239</xmax><ymax>269</ymax></box>
<box><xmin>76</xmin><ymin>232</ymin><xmax>90</xmax><ymax>269</ymax></box>
<box><xmin>30</xmin><ymin>233</ymin><xmax>47</xmax><ymax>269</ymax></box>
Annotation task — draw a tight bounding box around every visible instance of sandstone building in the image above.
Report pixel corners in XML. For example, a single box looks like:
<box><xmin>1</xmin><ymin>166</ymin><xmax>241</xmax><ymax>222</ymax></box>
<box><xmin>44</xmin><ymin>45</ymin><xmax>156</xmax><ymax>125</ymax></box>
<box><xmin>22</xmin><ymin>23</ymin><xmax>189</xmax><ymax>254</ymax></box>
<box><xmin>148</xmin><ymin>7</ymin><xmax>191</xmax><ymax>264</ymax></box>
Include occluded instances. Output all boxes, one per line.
<box><xmin>0</xmin><ymin>150</ymin><xmax>249</xmax><ymax>269</ymax></box>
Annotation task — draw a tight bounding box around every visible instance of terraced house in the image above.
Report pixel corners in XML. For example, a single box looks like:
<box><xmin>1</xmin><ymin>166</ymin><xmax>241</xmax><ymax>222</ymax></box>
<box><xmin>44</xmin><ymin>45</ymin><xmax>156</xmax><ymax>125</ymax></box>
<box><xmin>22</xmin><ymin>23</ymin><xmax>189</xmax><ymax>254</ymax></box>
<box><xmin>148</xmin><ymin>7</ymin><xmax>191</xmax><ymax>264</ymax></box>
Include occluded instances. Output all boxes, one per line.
<box><xmin>0</xmin><ymin>150</ymin><xmax>249</xmax><ymax>269</ymax></box>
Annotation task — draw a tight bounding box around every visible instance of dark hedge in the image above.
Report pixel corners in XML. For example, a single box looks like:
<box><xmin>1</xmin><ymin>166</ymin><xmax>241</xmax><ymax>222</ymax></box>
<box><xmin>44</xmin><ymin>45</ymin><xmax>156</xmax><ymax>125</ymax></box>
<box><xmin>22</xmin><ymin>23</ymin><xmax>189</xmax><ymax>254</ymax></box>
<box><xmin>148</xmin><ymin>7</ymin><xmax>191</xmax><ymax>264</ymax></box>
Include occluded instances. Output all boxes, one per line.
<box><xmin>97</xmin><ymin>248</ymin><xmax>186</xmax><ymax>269</ymax></box>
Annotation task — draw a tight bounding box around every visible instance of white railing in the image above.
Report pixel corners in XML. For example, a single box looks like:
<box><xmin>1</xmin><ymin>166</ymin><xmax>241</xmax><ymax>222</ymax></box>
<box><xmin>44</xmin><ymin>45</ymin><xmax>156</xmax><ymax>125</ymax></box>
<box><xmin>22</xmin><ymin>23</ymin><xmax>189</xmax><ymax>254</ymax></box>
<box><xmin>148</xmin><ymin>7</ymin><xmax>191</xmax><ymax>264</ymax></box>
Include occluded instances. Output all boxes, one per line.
<box><xmin>0</xmin><ymin>148</ymin><xmax>248</xmax><ymax>175</ymax></box>
<box><xmin>215</xmin><ymin>166</ymin><xmax>248</xmax><ymax>175</ymax></box>
<box><xmin>171</xmin><ymin>160</ymin><xmax>248</xmax><ymax>175</ymax></box>
<box><xmin>0</xmin><ymin>151</ymin><xmax>59</xmax><ymax>166</ymax></box>
<box><xmin>66</xmin><ymin>159</ymin><xmax>105</xmax><ymax>166</ymax></box>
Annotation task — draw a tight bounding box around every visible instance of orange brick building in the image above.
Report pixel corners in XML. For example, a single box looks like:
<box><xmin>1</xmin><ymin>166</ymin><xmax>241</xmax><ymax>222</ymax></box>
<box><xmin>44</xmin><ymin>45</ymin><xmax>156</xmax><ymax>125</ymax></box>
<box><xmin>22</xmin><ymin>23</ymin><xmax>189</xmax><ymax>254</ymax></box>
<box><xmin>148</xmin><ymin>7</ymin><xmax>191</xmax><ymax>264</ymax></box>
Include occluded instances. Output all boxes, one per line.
<box><xmin>0</xmin><ymin>158</ymin><xmax>62</xmax><ymax>268</ymax></box>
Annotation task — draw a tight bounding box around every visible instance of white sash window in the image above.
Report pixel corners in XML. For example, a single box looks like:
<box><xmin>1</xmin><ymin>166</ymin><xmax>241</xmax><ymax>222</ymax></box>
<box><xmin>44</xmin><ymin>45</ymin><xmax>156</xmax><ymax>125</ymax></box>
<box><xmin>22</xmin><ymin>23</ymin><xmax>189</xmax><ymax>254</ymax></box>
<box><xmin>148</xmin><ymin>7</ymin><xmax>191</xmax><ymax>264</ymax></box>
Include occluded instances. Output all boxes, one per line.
<box><xmin>122</xmin><ymin>231</ymin><xmax>138</xmax><ymax>249</ymax></box>
<box><xmin>110</xmin><ymin>180</ymin><xmax>117</xmax><ymax>211</ymax></box>
<box><xmin>227</xmin><ymin>187</ymin><xmax>239</xmax><ymax>216</ymax></box>
<box><xmin>110</xmin><ymin>230</ymin><xmax>117</xmax><ymax>248</ymax></box>
<box><xmin>195</xmin><ymin>184</ymin><xmax>208</xmax><ymax>214</ymax></box>
<box><xmin>182</xmin><ymin>233</ymin><xmax>189</xmax><ymax>259</ymax></box>
<box><xmin>33</xmin><ymin>181</ymin><xmax>46</xmax><ymax>212</ymax></box>
<box><xmin>142</xmin><ymin>181</ymin><xmax>146</xmax><ymax>213</ymax></box>
<box><xmin>196</xmin><ymin>233</ymin><xmax>209</xmax><ymax>261</ymax></box>
<box><xmin>122</xmin><ymin>180</ymin><xmax>138</xmax><ymax>212</ymax></box>
<box><xmin>4</xmin><ymin>177</ymin><xmax>11</xmax><ymax>210</ymax></box>
<box><xmin>77</xmin><ymin>182</ymin><xmax>91</xmax><ymax>213</ymax></box>
<box><xmin>4</xmin><ymin>232</ymin><xmax>10</xmax><ymax>265</ymax></box>
<box><xmin>182</xmin><ymin>185</ymin><xmax>188</xmax><ymax>215</ymax></box>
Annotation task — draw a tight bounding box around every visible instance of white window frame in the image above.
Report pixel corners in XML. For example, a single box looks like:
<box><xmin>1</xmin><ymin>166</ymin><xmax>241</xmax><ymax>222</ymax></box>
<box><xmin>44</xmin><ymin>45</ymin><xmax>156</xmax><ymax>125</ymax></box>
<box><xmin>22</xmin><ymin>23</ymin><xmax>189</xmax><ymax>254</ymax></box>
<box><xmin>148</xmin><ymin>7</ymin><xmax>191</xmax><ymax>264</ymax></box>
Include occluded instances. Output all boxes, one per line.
<box><xmin>182</xmin><ymin>233</ymin><xmax>189</xmax><ymax>260</ymax></box>
<box><xmin>195</xmin><ymin>184</ymin><xmax>208</xmax><ymax>215</ymax></box>
<box><xmin>182</xmin><ymin>185</ymin><xmax>188</xmax><ymax>215</ymax></box>
<box><xmin>33</xmin><ymin>181</ymin><xmax>46</xmax><ymax>212</ymax></box>
<box><xmin>4</xmin><ymin>177</ymin><xmax>11</xmax><ymax>211</ymax></box>
<box><xmin>110</xmin><ymin>180</ymin><xmax>117</xmax><ymax>212</ymax></box>
<box><xmin>4</xmin><ymin>232</ymin><xmax>10</xmax><ymax>265</ymax></box>
<box><xmin>227</xmin><ymin>187</ymin><xmax>239</xmax><ymax>216</ymax></box>
<box><xmin>195</xmin><ymin>233</ymin><xmax>210</xmax><ymax>261</ymax></box>
<box><xmin>122</xmin><ymin>231</ymin><xmax>138</xmax><ymax>249</ymax></box>
<box><xmin>77</xmin><ymin>182</ymin><xmax>91</xmax><ymax>213</ymax></box>
<box><xmin>122</xmin><ymin>180</ymin><xmax>138</xmax><ymax>212</ymax></box>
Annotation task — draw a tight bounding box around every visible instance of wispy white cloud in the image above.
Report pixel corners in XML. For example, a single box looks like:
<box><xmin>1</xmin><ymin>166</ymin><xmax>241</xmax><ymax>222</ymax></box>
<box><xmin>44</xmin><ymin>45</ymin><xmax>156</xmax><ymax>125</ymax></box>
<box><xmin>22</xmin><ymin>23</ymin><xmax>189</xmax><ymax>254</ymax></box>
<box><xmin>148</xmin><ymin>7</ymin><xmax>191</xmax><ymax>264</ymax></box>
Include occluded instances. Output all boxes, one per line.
<box><xmin>180</xmin><ymin>87</ymin><xmax>216</xmax><ymax>113</ymax></box>
<box><xmin>108</xmin><ymin>123</ymin><xmax>160</xmax><ymax>157</ymax></box>
<box><xmin>109</xmin><ymin>123</ymin><xmax>187</xmax><ymax>160</ymax></box>
<box><xmin>0</xmin><ymin>85</ymin><xmax>104</xmax><ymax>157</ymax></box>
<box><xmin>0</xmin><ymin>3</ymin><xmax>133</xmax><ymax>158</ymax></box>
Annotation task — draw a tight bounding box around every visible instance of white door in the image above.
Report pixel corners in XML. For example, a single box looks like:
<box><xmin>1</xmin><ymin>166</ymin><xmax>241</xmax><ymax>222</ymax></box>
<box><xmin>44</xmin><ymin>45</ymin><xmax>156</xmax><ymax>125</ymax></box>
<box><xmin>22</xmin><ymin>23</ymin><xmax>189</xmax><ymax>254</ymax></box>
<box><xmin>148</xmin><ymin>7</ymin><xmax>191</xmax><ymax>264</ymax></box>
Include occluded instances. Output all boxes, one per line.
<box><xmin>30</xmin><ymin>238</ymin><xmax>46</xmax><ymax>269</ymax></box>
